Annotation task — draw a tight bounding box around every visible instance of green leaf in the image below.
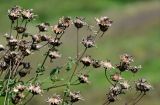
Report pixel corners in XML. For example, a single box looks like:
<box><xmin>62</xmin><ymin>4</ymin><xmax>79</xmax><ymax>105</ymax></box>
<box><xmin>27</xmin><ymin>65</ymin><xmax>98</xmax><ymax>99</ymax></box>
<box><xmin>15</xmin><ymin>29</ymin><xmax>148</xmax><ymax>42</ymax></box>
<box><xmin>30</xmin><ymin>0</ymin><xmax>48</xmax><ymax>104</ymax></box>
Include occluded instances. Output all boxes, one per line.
<box><xmin>66</xmin><ymin>57</ymin><xmax>75</xmax><ymax>72</ymax></box>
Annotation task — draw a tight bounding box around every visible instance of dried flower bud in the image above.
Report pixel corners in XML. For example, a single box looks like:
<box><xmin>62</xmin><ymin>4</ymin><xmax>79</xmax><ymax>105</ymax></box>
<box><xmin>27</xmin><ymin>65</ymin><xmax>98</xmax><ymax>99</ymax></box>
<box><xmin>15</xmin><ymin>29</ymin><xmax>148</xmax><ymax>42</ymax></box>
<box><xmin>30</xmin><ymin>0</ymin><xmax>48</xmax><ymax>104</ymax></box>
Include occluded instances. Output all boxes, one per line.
<box><xmin>58</xmin><ymin>16</ymin><xmax>72</xmax><ymax>28</ymax></box>
<box><xmin>74</xmin><ymin>17</ymin><xmax>86</xmax><ymax>29</ymax></box>
<box><xmin>110</xmin><ymin>85</ymin><xmax>122</xmax><ymax>96</ymax></box>
<box><xmin>21</xmin><ymin>9</ymin><xmax>36</xmax><ymax>21</ymax></box>
<box><xmin>0</xmin><ymin>61</ymin><xmax>8</xmax><ymax>70</ymax></box>
<box><xmin>136</xmin><ymin>78</ymin><xmax>152</xmax><ymax>93</ymax></box>
<box><xmin>37</xmin><ymin>23</ymin><xmax>50</xmax><ymax>32</ymax></box>
<box><xmin>41</xmin><ymin>35</ymin><xmax>50</xmax><ymax>41</ymax></box>
<box><xmin>128</xmin><ymin>65</ymin><xmax>142</xmax><ymax>73</ymax></box>
<box><xmin>8</xmin><ymin>6</ymin><xmax>21</xmax><ymax>21</ymax></box>
<box><xmin>80</xmin><ymin>56</ymin><xmax>92</xmax><ymax>67</ymax></box>
<box><xmin>0</xmin><ymin>44</ymin><xmax>5</xmax><ymax>51</ymax></box>
<box><xmin>92</xmin><ymin>59</ymin><xmax>101</xmax><ymax>68</ymax></box>
<box><xmin>78</xmin><ymin>74</ymin><xmax>89</xmax><ymax>83</ymax></box>
<box><xmin>69</xmin><ymin>91</ymin><xmax>83</xmax><ymax>103</ymax></box>
<box><xmin>49</xmin><ymin>51</ymin><xmax>61</xmax><ymax>60</ymax></box>
<box><xmin>8</xmin><ymin>39</ymin><xmax>18</xmax><ymax>46</ymax></box>
<box><xmin>48</xmin><ymin>38</ymin><xmax>62</xmax><ymax>47</ymax></box>
<box><xmin>107</xmin><ymin>93</ymin><xmax>116</xmax><ymax>102</ymax></box>
<box><xmin>52</xmin><ymin>25</ymin><xmax>65</xmax><ymax>35</ymax></box>
<box><xmin>15</xmin><ymin>26</ymin><xmax>26</xmax><ymax>33</ymax></box>
<box><xmin>13</xmin><ymin>84</ymin><xmax>26</xmax><ymax>93</ymax></box>
<box><xmin>31</xmin><ymin>44</ymin><xmax>41</xmax><ymax>50</ymax></box>
<box><xmin>111</xmin><ymin>73</ymin><xmax>123</xmax><ymax>82</ymax></box>
<box><xmin>100</xmin><ymin>60</ymin><xmax>114</xmax><ymax>70</ymax></box>
<box><xmin>82</xmin><ymin>35</ymin><xmax>95</xmax><ymax>48</ymax></box>
<box><xmin>22</xmin><ymin>49</ymin><xmax>31</xmax><ymax>56</ymax></box>
<box><xmin>28</xmin><ymin>84</ymin><xmax>43</xmax><ymax>95</ymax></box>
<box><xmin>47</xmin><ymin>94</ymin><xmax>62</xmax><ymax>105</ymax></box>
<box><xmin>95</xmin><ymin>16</ymin><xmax>113</xmax><ymax>32</ymax></box>
<box><xmin>119</xmin><ymin>81</ymin><xmax>130</xmax><ymax>90</ymax></box>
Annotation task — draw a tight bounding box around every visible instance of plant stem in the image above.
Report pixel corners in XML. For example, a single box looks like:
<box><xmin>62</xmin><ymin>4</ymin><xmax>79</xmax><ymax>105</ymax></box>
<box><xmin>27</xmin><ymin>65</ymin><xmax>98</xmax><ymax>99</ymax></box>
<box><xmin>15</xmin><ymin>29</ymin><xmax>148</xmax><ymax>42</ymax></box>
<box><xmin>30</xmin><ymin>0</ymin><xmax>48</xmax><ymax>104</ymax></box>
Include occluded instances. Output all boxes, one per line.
<box><xmin>104</xmin><ymin>69</ymin><xmax>114</xmax><ymax>86</ymax></box>
<box><xmin>76</xmin><ymin>28</ymin><xmax>79</xmax><ymax>59</ymax></box>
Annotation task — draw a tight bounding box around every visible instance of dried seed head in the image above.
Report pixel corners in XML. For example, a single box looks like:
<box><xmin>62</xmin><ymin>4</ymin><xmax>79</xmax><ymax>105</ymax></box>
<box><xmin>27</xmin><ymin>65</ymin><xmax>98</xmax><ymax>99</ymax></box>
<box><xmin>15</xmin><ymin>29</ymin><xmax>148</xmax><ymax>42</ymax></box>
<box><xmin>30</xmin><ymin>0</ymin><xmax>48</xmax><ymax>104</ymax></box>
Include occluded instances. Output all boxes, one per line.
<box><xmin>95</xmin><ymin>16</ymin><xmax>113</xmax><ymax>32</ymax></box>
<box><xmin>14</xmin><ymin>26</ymin><xmax>26</xmax><ymax>33</ymax></box>
<box><xmin>22</xmin><ymin>49</ymin><xmax>31</xmax><ymax>56</ymax></box>
<box><xmin>69</xmin><ymin>91</ymin><xmax>83</xmax><ymax>103</ymax></box>
<box><xmin>13</xmin><ymin>84</ymin><xmax>26</xmax><ymax>93</ymax></box>
<box><xmin>111</xmin><ymin>72</ymin><xmax>123</xmax><ymax>82</ymax></box>
<box><xmin>119</xmin><ymin>81</ymin><xmax>130</xmax><ymax>90</ymax></box>
<box><xmin>100</xmin><ymin>60</ymin><xmax>114</xmax><ymax>70</ymax></box>
<box><xmin>21</xmin><ymin>9</ymin><xmax>36</xmax><ymax>20</ymax></box>
<box><xmin>8</xmin><ymin>6</ymin><xmax>22</xmax><ymax>21</ymax></box>
<box><xmin>82</xmin><ymin>35</ymin><xmax>95</xmax><ymax>48</ymax></box>
<box><xmin>109</xmin><ymin>85</ymin><xmax>122</xmax><ymax>96</ymax></box>
<box><xmin>8</xmin><ymin>38</ymin><xmax>18</xmax><ymax>46</ymax></box>
<box><xmin>18</xmin><ymin>40</ymin><xmax>30</xmax><ymax>51</ymax></box>
<box><xmin>92</xmin><ymin>59</ymin><xmax>101</xmax><ymax>68</ymax></box>
<box><xmin>74</xmin><ymin>17</ymin><xmax>86</xmax><ymax>29</ymax></box>
<box><xmin>48</xmin><ymin>38</ymin><xmax>62</xmax><ymax>47</ymax></box>
<box><xmin>78</xmin><ymin>74</ymin><xmax>89</xmax><ymax>83</ymax></box>
<box><xmin>49</xmin><ymin>51</ymin><xmax>61</xmax><ymax>60</ymax></box>
<box><xmin>80</xmin><ymin>56</ymin><xmax>92</xmax><ymax>67</ymax></box>
<box><xmin>58</xmin><ymin>16</ymin><xmax>72</xmax><ymax>28</ymax></box>
<box><xmin>136</xmin><ymin>78</ymin><xmax>152</xmax><ymax>93</ymax></box>
<box><xmin>28</xmin><ymin>84</ymin><xmax>43</xmax><ymax>95</ymax></box>
<box><xmin>37</xmin><ymin>23</ymin><xmax>50</xmax><ymax>32</ymax></box>
<box><xmin>0</xmin><ymin>44</ymin><xmax>5</xmax><ymax>51</ymax></box>
<box><xmin>47</xmin><ymin>94</ymin><xmax>62</xmax><ymax>105</ymax></box>
<box><xmin>128</xmin><ymin>65</ymin><xmax>142</xmax><ymax>73</ymax></box>
<box><xmin>52</xmin><ymin>25</ymin><xmax>65</xmax><ymax>35</ymax></box>
<box><xmin>41</xmin><ymin>35</ymin><xmax>50</xmax><ymax>41</ymax></box>
<box><xmin>107</xmin><ymin>93</ymin><xmax>116</xmax><ymax>102</ymax></box>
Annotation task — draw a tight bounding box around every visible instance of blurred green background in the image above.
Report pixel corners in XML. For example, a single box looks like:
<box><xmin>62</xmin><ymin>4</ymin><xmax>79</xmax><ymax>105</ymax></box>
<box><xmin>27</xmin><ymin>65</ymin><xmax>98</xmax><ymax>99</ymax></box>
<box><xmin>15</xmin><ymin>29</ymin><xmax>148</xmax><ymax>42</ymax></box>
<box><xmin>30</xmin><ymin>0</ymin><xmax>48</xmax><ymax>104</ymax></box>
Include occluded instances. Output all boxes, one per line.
<box><xmin>0</xmin><ymin>0</ymin><xmax>160</xmax><ymax>105</ymax></box>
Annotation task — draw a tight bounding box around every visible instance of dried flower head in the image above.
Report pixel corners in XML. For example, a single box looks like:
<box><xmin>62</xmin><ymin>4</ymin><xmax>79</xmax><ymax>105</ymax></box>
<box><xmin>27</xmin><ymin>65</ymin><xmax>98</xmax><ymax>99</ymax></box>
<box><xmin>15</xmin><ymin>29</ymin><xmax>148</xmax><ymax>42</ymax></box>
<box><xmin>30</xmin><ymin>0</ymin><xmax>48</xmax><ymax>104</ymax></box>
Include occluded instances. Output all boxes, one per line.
<box><xmin>22</xmin><ymin>49</ymin><xmax>31</xmax><ymax>56</ymax></box>
<box><xmin>28</xmin><ymin>84</ymin><xmax>43</xmax><ymax>95</ymax></box>
<box><xmin>0</xmin><ymin>44</ymin><xmax>5</xmax><ymax>51</ymax></box>
<box><xmin>0</xmin><ymin>61</ymin><xmax>8</xmax><ymax>70</ymax></box>
<box><xmin>58</xmin><ymin>16</ymin><xmax>72</xmax><ymax>28</ymax></box>
<box><xmin>95</xmin><ymin>16</ymin><xmax>113</xmax><ymax>32</ymax></box>
<box><xmin>82</xmin><ymin>35</ymin><xmax>95</xmax><ymax>48</ymax></box>
<box><xmin>74</xmin><ymin>17</ymin><xmax>86</xmax><ymax>29</ymax></box>
<box><xmin>136</xmin><ymin>78</ymin><xmax>152</xmax><ymax>93</ymax></box>
<box><xmin>92</xmin><ymin>59</ymin><xmax>101</xmax><ymax>68</ymax></box>
<box><xmin>37</xmin><ymin>23</ymin><xmax>50</xmax><ymax>32</ymax></box>
<box><xmin>78</xmin><ymin>74</ymin><xmax>89</xmax><ymax>83</ymax></box>
<box><xmin>40</xmin><ymin>35</ymin><xmax>50</xmax><ymax>41</ymax></box>
<box><xmin>48</xmin><ymin>38</ymin><xmax>62</xmax><ymax>47</ymax></box>
<box><xmin>111</xmin><ymin>72</ymin><xmax>123</xmax><ymax>82</ymax></box>
<box><xmin>8</xmin><ymin>6</ymin><xmax>22</xmax><ymax>21</ymax></box>
<box><xmin>32</xmin><ymin>34</ymin><xmax>41</xmax><ymax>43</ymax></box>
<box><xmin>21</xmin><ymin>9</ymin><xmax>36</xmax><ymax>21</ymax></box>
<box><xmin>100</xmin><ymin>60</ymin><xmax>114</xmax><ymax>70</ymax></box>
<box><xmin>69</xmin><ymin>91</ymin><xmax>83</xmax><ymax>103</ymax></box>
<box><xmin>13</xmin><ymin>84</ymin><xmax>26</xmax><ymax>93</ymax></box>
<box><xmin>120</xmin><ymin>54</ymin><xmax>133</xmax><ymax>64</ymax></box>
<box><xmin>47</xmin><ymin>94</ymin><xmax>62</xmax><ymax>105</ymax></box>
<box><xmin>80</xmin><ymin>56</ymin><xmax>92</xmax><ymax>67</ymax></box>
<box><xmin>8</xmin><ymin>38</ymin><xmax>18</xmax><ymax>46</ymax></box>
<box><xmin>14</xmin><ymin>26</ymin><xmax>26</xmax><ymax>34</ymax></box>
<box><xmin>128</xmin><ymin>65</ymin><xmax>142</xmax><ymax>73</ymax></box>
<box><xmin>11</xmin><ymin>93</ymin><xmax>25</xmax><ymax>104</ymax></box>
<box><xmin>119</xmin><ymin>81</ymin><xmax>130</xmax><ymax>90</ymax></box>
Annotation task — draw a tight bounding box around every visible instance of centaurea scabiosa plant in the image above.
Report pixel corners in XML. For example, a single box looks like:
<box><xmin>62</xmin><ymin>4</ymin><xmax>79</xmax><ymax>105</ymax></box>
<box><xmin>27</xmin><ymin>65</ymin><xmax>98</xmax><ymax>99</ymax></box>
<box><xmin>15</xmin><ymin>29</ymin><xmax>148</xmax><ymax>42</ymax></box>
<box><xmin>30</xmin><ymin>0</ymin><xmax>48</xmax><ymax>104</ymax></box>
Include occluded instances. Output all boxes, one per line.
<box><xmin>0</xmin><ymin>6</ymin><xmax>152</xmax><ymax>105</ymax></box>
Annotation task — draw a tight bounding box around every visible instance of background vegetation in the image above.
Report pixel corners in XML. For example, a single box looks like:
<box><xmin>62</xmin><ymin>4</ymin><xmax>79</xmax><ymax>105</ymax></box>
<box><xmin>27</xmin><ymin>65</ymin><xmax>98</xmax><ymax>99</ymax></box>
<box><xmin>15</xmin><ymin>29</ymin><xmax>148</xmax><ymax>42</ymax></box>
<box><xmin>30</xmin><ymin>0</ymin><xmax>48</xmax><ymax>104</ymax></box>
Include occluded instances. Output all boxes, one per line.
<box><xmin>0</xmin><ymin>0</ymin><xmax>160</xmax><ymax>105</ymax></box>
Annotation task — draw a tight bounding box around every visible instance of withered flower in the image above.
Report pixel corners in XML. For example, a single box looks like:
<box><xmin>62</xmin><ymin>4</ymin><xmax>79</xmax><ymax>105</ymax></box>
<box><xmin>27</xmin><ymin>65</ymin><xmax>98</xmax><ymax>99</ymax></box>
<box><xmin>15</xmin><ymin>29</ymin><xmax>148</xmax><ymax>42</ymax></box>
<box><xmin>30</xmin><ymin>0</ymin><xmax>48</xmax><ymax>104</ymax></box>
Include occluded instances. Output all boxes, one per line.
<box><xmin>22</xmin><ymin>49</ymin><xmax>31</xmax><ymax>56</ymax></box>
<box><xmin>119</xmin><ymin>81</ymin><xmax>130</xmax><ymax>90</ymax></box>
<box><xmin>100</xmin><ymin>60</ymin><xmax>114</xmax><ymax>70</ymax></box>
<box><xmin>8</xmin><ymin>38</ymin><xmax>18</xmax><ymax>46</ymax></box>
<box><xmin>0</xmin><ymin>44</ymin><xmax>5</xmax><ymax>51</ymax></box>
<box><xmin>41</xmin><ymin>35</ymin><xmax>50</xmax><ymax>41</ymax></box>
<box><xmin>80</xmin><ymin>56</ymin><xmax>92</xmax><ymax>67</ymax></box>
<box><xmin>120</xmin><ymin>54</ymin><xmax>133</xmax><ymax>64</ymax></box>
<box><xmin>78</xmin><ymin>74</ymin><xmax>89</xmax><ymax>83</ymax></box>
<box><xmin>28</xmin><ymin>84</ymin><xmax>43</xmax><ymax>95</ymax></box>
<box><xmin>8</xmin><ymin>6</ymin><xmax>22</xmax><ymax>21</ymax></box>
<box><xmin>82</xmin><ymin>35</ymin><xmax>95</xmax><ymax>48</ymax></box>
<box><xmin>135</xmin><ymin>78</ymin><xmax>152</xmax><ymax>93</ymax></box>
<box><xmin>13</xmin><ymin>84</ymin><xmax>26</xmax><ymax>93</ymax></box>
<box><xmin>52</xmin><ymin>25</ymin><xmax>65</xmax><ymax>35</ymax></box>
<box><xmin>95</xmin><ymin>16</ymin><xmax>113</xmax><ymax>32</ymax></box>
<box><xmin>14</xmin><ymin>26</ymin><xmax>26</xmax><ymax>33</ymax></box>
<box><xmin>12</xmin><ymin>93</ymin><xmax>25</xmax><ymax>104</ymax></box>
<box><xmin>32</xmin><ymin>34</ymin><xmax>41</xmax><ymax>43</ymax></box>
<box><xmin>37</xmin><ymin>23</ymin><xmax>50</xmax><ymax>32</ymax></box>
<box><xmin>49</xmin><ymin>51</ymin><xmax>61</xmax><ymax>60</ymax></box>
<box><xmin>92</xmin><ymin>59</ymin><xmax>101</xmax><ymax>68</ymax></box>
<box><xmin>111</xmin><ymin>72</ymin><xmax>123</xmax><ymax>82</ymax></box>
<box><xmin>69</xmin><ymin>91</ymin><xmax>83</xmax><ymax>103</ymax></box>
<box><xmin>48</xmin><ymin>38</ymin><xmax>62</xmax><ymax>47</ymax></box>
<box><xmin>21</xmin><ymin>9</ymin><xmax>36</xmax><ymax>21</ymax></box>
<box><xmin>58</xmin><ymin>16</ymin><xmax>72</xmax><ymax>28</ymax></box>
<box><xmin>128</xmin><ymin>65</ymin><xmax>142</xmax><ymax>73</ymax></box>
<box><xmin>74</xmin><ymin>17</ymin><xmax>86</xmax><ymax>29</ymax></box>
<box><xmin>47</xmin><ymin>94</ymin><xmax>62</xmax><ymax>105</ymax></box>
